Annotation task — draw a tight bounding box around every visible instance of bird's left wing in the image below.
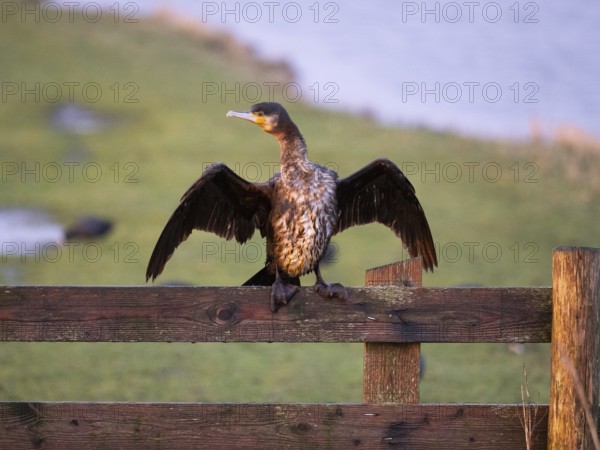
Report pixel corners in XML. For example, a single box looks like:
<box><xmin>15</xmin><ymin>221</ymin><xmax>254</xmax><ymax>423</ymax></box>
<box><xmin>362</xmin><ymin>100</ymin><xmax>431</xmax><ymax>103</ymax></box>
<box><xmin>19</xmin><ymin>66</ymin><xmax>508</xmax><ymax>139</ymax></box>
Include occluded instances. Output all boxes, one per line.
<box><xmin>335</xmin><ymin>158</ymin><xmax>437</xmax><ymax>271</ymax></box>
<box><xmin>146</xmin><ymin>163</ymin><xmax>272</xmax><ymax>281</ymax></box>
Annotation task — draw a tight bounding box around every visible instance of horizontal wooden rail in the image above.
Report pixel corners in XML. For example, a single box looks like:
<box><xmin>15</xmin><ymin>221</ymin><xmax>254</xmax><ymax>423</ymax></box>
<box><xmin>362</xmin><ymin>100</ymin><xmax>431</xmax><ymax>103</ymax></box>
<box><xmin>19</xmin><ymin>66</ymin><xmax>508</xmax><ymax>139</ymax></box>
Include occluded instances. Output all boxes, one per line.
<box><xmin>0</xmin><ymin>402</ymin><xmax>566</xmax><ymax>449</ymax></box>
<box><xmin>0</xmin><ymin>286</ymin><xmax>551</xmax><ymax>343</ymax></box>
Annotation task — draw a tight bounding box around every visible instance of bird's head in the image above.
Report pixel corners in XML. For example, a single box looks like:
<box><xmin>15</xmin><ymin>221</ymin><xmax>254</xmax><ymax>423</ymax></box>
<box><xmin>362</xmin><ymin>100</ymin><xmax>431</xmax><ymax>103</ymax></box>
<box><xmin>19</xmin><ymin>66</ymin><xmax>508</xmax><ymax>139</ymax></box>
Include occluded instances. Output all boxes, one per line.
<box><xmin>226</xmin><ymin>102</ymin><xmax>292</xmax><ymax>135</ymax></box>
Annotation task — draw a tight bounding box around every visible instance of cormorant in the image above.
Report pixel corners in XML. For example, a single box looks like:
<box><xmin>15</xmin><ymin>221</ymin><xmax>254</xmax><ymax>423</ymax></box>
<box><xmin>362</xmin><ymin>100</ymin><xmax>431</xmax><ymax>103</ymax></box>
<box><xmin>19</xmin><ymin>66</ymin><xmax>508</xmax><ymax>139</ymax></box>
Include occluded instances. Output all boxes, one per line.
<box><xmin>146</xmin><ymin>102</ymin><xmax>437</xmax><ymax>312</ymax></box>
<box><xmin>65</xmin><ymin>216</ymin><xmax>113</xmax><ymax>240</ymax></box>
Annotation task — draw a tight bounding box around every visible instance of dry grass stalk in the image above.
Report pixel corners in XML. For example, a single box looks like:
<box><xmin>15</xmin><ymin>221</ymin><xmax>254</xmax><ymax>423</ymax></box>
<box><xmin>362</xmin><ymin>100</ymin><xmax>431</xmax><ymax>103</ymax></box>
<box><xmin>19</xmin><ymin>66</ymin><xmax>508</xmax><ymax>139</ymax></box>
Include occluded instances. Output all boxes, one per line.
<box><xmin>519</xmin><ymin>366</ymin><xmax>545</xmax><ymax>450</ymax></box>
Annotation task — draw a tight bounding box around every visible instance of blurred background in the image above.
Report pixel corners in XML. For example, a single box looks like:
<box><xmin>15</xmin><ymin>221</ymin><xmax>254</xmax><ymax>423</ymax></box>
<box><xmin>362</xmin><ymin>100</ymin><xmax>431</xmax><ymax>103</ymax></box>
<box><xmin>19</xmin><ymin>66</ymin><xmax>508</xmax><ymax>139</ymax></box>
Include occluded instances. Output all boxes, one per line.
<box><xmin>0</xmin><ymin>0</ymin><xmax>598</xmax><ymax>404</ymax></box>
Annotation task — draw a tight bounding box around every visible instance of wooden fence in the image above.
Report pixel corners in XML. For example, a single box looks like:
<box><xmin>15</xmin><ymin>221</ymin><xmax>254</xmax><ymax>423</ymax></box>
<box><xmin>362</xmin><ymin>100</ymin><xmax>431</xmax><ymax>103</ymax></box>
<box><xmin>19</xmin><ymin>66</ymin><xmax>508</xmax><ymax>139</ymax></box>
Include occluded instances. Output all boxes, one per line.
<box><xmin>0</xmin><ymin>246</ymin><xmax>598</xmax><ymax>449</ymax></box>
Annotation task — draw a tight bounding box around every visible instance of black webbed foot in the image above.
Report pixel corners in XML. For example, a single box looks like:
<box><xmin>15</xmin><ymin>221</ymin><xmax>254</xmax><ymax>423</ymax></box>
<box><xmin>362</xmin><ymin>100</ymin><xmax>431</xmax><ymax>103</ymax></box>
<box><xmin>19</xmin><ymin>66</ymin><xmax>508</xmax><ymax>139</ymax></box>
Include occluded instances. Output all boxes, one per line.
<box><xmin>314</xmin><ymin>282</ymin><xmax>348</xmax><ymax>301</ymax></box>
<box><xmin>313</xmin><ymin>262</ymin><xmax>348</xmax><ymax>302</ymax></box>
<box><xmin>271</xmin><ymin>277</ymin><xmax>300</xmax><ymax>313</ymax></box>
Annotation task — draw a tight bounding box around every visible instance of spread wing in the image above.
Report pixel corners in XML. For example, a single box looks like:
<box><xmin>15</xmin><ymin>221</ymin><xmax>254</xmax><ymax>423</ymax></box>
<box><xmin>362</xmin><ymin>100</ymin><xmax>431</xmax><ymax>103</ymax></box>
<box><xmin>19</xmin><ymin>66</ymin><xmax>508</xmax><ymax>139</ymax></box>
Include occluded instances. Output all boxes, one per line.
<box><xmin>336</xmin><ymin>158</ymin><xmax>437</xmax><ymax>271</ymax></box>
<box><xmin>146</xmin><ymin>163</ymin><xmax>272</xmax><ymax>281</ymax></box>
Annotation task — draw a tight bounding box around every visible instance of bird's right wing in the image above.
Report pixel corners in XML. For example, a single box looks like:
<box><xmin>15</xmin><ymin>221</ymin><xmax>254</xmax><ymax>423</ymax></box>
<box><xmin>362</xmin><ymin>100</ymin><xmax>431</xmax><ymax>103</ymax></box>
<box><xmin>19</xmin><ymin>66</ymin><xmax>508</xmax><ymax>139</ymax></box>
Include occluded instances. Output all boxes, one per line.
<box><xmin>146</xmin><ymin>163</ymin><xmax>272</xmax><ymax>281</ymax></box>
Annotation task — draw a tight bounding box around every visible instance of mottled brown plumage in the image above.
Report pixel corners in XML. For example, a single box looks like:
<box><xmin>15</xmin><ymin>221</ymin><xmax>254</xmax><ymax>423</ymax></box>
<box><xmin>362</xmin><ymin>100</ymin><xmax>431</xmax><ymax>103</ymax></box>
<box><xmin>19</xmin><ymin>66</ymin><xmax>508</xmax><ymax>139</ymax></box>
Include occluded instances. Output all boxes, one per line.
<box><xmin>146</xmin><ymin>102</ymin><xmax>437</xmax><ymax>312</ymax></box>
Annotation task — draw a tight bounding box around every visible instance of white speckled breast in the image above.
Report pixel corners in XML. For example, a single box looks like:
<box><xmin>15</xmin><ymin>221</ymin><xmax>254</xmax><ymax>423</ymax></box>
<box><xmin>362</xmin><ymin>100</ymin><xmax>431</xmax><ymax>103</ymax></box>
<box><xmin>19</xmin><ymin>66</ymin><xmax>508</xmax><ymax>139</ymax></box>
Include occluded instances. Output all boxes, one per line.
<box><xmin>272</xmin><ymin>164</ymin><xmax>338</xmax><ymax>277</ymax></box>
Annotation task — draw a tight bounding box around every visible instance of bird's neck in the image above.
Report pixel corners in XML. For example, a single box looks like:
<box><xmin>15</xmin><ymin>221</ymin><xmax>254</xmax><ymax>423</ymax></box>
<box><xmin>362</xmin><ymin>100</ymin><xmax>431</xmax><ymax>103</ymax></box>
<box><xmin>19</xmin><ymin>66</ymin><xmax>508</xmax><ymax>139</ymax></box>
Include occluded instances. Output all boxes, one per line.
<box><xmin>276</xmin><ymin>124</ymin><xmax>311</xmax><ymax>182</ymax></box>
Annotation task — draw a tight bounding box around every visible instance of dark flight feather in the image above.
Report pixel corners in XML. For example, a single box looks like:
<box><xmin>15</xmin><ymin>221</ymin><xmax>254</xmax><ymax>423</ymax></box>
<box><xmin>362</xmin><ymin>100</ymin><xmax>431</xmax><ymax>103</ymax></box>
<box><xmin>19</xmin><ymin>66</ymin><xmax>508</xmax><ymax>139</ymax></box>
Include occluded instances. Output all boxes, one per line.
<box><xmin>146</xmin><ymin>163</ymin><xmax>271</xmax><ymax>281</ymax></box>
<box><xmin>336</xmin><ymin>158</ymin><xmax>437</xmax><ymax>271</ymax></box>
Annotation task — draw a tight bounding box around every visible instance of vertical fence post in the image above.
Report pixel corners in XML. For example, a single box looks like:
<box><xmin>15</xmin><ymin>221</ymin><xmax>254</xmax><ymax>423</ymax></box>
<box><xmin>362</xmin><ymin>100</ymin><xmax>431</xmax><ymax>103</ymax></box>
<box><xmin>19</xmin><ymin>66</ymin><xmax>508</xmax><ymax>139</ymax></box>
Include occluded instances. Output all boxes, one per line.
<box><xmin>549</xmin><ymin>247</ymin><xmax>600</xmax><ymax>449</ymax></box>
<box><xmin>362</xmin><ymin>257</ymin><xmax>422</xmax><ymax>403</ymax></box>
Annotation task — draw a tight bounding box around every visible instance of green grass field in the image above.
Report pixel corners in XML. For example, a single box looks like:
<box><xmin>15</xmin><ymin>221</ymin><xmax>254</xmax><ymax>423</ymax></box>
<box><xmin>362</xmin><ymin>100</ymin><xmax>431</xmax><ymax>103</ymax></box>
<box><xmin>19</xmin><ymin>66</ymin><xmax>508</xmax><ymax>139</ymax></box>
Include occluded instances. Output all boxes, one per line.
<box><xmin>0</xmin><ymin>2</ymin><xmax>598</xmax><ymax>404</ymax></box>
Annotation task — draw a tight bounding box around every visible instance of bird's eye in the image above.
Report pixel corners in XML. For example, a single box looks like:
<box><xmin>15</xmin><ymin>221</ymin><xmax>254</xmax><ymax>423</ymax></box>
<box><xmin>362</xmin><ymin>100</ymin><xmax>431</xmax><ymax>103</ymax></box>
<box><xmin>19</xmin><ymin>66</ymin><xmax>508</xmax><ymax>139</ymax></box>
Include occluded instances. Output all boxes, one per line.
<box><xmin>256</xmin><ymin>111</ymin><xmax>264</xmax><ymax>117</ymax></box>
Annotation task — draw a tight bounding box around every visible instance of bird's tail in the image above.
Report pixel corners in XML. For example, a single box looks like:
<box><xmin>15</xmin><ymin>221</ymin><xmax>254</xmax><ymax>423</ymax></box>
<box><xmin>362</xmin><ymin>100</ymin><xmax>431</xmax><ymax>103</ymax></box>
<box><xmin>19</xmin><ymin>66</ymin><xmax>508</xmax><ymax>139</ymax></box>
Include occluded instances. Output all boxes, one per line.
<box><xmin>243</xmin><ymin>267</ymin><xmax>276</xmax><ymax>286</ymax></box>
<box><xmin>242</xmin><ymin>267</ymin><xmax>300</xmax><ymax>287</ymax></box>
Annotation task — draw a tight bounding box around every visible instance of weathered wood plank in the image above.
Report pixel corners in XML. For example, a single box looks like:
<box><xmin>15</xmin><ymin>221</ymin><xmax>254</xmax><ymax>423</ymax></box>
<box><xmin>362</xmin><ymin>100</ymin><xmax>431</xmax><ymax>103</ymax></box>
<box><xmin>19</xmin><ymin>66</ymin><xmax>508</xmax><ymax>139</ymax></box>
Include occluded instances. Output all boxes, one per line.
<box><xmin>0</xmin><ymin>402</ymin><xmax>554</xmax><ymax>449</ymax></box>
<box><xmin>549</xmin><ymin>247</ymin><xmax>600</xmax><ymax>449</ymax></box>
<box><xmin>364</xmin><ymin>258</ymin><xmax>421</xmax><ymax>403</ymax></box>
<box><xmin>0</xmin><ymin>286</ymin><xmax>552</xmax><ymax>343</ymax></box>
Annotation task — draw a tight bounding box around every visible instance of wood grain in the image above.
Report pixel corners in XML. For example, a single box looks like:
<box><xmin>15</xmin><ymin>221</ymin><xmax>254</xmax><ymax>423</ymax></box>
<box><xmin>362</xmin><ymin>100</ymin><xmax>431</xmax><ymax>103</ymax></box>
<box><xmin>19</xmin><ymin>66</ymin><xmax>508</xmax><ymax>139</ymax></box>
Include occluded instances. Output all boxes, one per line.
<box><xmin>363</xmin><ymin>258</ymin><xmax>421</xmax><ymax>403</ymax></box>
<box><xmin>0</xmin><ymin>285</ymin><xmax>552</xmax><ymax>343</ymax></box>
<box><xmin>0</xmin><ymin>402</ymin><xmax>556</xmax><ymax>449</ymax></box>
<box><xmin>548</xmin><ymin>247</ymin><xmax>600</xmax><ymax>449</ymax></box>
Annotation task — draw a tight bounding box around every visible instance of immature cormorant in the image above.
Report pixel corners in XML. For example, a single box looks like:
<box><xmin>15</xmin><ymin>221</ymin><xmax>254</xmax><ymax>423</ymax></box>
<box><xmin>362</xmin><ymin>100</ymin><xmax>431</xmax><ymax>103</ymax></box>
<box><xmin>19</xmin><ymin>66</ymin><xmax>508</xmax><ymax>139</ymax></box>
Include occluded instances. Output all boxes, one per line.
<box><xmin>146</xmin><ymin>102</ymin><xmax>437</xmax><ymax>312</ymax></box>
